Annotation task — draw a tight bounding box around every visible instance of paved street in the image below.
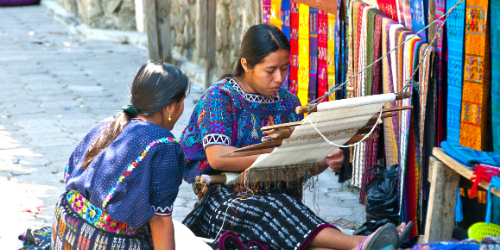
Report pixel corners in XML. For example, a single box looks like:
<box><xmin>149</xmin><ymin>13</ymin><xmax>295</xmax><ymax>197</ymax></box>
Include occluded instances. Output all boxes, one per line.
<box><xmin>0</xmin><ymin>4</ymin><xmax>365</xmax><ymax>248</ymax></box>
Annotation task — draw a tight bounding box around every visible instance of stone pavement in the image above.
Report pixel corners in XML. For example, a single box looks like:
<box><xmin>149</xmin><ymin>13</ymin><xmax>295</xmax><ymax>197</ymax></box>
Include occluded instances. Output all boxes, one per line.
<box><xmin>0</xmin><ymin>4</ymin><xmax>365</xmax><ymax>248</ymax></box>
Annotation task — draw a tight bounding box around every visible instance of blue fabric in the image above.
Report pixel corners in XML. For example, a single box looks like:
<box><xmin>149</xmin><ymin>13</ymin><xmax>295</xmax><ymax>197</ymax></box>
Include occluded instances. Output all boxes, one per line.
<box><xmin>441</xmin><ymin>141</ymin><xmax>500</xmax><ymax>167</ymax></box>
<box><xmin>456</xmin><ymin>188</ymin><xmax>464</xmax><ymax>223</ymax></box>
<box><xmin>180</xmin><ymin>78</ymin><xmax>302</xmax><ymax>183</ymax></box>
<box><xmin>64</xmin><ymin>119</ymin><xmax>184</xmax><ymax>228</ymax></box>
<box><xmin>406</xmin><ymin>241</ymin><xmax>480</xmax><ymax>250</ymax></box>
<box><xmin>486</xmin><ymin>176</ymin><xmax>500</xmax><ymax>224</ymax></box>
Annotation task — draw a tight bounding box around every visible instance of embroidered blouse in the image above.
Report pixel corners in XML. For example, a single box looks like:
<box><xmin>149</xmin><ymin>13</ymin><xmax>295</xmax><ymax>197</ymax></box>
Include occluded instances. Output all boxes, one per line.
<box><xmin>64</xmin><ymin>118</ymin><xmax>184</xmax><ymax>229</ymax></box>
<box><xmin>181</xmin><ymin>78</ymin><xmax>303</xmax><ymax>183</ymax></box>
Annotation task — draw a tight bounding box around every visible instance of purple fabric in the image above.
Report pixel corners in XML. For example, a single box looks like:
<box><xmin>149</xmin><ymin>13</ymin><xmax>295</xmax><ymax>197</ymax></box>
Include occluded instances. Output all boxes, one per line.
<box><xmin>218</xmin><ymin>230</ymin><xmax>270</xmax><ymax>250</ymax></box>
<box><xmin>0</xmin><ymin>0</ymin><xmax>40</xmax><ymax>6</ymax></box>
<box><xmin>297</xmin><ymin>224</ymin><xmax>340</xmax><ymax>250</ymax></box>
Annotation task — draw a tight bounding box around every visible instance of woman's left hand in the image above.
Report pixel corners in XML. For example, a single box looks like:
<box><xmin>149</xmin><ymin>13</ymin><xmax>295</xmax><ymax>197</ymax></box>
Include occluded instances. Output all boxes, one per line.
<box><xmin>324</xmin><ymin>149</ymin><xmax>344</xmax><ymax>172</ymax></box>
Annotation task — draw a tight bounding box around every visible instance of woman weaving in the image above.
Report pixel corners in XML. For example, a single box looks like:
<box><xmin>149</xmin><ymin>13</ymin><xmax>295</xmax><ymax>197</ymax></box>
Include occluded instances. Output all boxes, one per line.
<box><xmin>181</xmin><ymin>24</ymin><xmax>408</xmax><ymax>250</ymax></box>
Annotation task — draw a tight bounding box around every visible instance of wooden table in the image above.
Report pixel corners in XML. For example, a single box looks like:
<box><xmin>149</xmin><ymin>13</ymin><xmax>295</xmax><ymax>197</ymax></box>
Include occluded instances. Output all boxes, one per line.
<box><xmin>423</xmin><ymin>147</ymin><xmax>500</xmax><ymax>243</ymax></box>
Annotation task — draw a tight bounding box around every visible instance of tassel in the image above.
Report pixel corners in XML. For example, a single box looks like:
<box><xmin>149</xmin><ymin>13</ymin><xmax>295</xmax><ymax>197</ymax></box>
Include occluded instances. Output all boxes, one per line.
<box><xmin>455</xmin><ymin>188</ymin><xmax>463</xmax><ymax>223</ymax></box>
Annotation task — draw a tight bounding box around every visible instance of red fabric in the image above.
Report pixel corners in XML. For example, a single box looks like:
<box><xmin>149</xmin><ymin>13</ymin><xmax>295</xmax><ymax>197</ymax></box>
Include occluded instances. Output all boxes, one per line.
<box><xmin>376</xmin><ymin>0</ymin><xmax>399</xmax><ymax>22</ymax></box>
<box><xmin>469</xmin><ymin>164</ymin><xmax>500</xmax><ymax>199</ymax></box>
<box><xmin>289</xmin><ymin>1</ymin><xmax>299</xmax><ymax>95</ymax></box>
<box><xmin>404</xmin><ymin>116</ymin><xmax>419</xmax><ymax>239</ymax></box>
<box><xmin>317</xmin><ymin>10</ymin><xmax>328</xmax><ymax>100</ymax></box>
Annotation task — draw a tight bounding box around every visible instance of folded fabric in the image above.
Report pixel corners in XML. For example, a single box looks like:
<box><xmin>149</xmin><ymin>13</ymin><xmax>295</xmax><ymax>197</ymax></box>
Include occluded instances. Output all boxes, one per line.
<box><xmin>441</xmin><ymin>141</ymin><xmax>500</xmax><ymax>167</ymax></box>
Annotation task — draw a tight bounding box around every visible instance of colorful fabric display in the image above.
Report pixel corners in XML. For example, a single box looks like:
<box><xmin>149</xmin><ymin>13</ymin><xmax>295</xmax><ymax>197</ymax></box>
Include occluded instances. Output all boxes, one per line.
<box><xmin>469</xmin><ymin>164</ymin><xmax>500</xmax><ymax>199</ymax></box>
<box><xmin>410</xmin><ymin>0</ymin><xmax>426</xmax><ymax>40</ymax></box>
<box><xmin>297</xmin><ymin>3</ymin><xmax>309</xmax><ymax>106</ymax></box>
<box><xmin>328</xmin><ymin>12</ymin><xmax>336</xmax><ymax>101</ymax></box>
<box><xmin>492</xmin><ymin>1</ymin><xmax>500</xmax><ymax>151</ymax></box>
<box><xmin>281</xmin><ymin>0</ymin><xmax>291</xmax><ymax>90</ymax></box>
<box><xmin>309</xmin><ymin>8</ymin><xmax>319</xmax><ymax>102</ymax></box>
<box><xmin>289</xmin><ymin>1</ymin><xmax>299</xmax><ymax>95</ymax></box>
<box><xmin>403</xmin><ymin>0</ymin><xmax>412</xmax><ymax>30</ymax></box>
<box><xmin>459</xmin><ymin>0</ymin><xmax>490</xmax><ymax>151</ymax></box>
<box><xmin>435</xmin><ymin>0</ymin><xmax>446</xmax><ymax>147</ymax></box>
<box><xmin>446</xmin><ymin>0</ymin><xmax>466</xmax><ymax>145</ymax></box>
<box><xmin>317</xmin><ymin>10</ymin><xmax>328</xmax><ymax>100</ymax></box>
<box><xmin>377</xmin><ymin>0</ymin><xmax>399</xmax><ymax>22</ymax></box>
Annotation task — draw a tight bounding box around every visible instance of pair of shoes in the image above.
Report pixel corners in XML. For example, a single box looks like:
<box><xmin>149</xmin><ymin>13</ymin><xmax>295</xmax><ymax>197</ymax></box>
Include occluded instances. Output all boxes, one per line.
<box><xmin>364</xmin><ymin>222</ymin><xmax>414</xmax><ymax>250</ymax></box>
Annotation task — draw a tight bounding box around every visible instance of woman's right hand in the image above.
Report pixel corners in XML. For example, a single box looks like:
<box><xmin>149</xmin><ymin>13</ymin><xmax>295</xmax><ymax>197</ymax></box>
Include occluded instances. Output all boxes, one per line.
<box><xmin>205</xmin><ymin>144</ymin><xmax>259</xmax><ymax>171</ymax></box>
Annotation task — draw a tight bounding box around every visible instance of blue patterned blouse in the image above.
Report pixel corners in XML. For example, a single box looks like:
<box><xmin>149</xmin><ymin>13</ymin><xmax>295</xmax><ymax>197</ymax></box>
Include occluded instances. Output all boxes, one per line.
<box><xmin>181</xmin><ymin>78</ymin><xmax>303</xmax><ymax>183</ymax></box>
<box><xmin>64</xmin><ymin>118</ymin><xmax>184</xmax><ymax>229</ymax></box>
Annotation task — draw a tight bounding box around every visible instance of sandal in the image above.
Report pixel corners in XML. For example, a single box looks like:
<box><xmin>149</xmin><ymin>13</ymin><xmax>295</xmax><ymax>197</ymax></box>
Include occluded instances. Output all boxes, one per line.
<box><xmin>396</xmin><ymin>221</ymin><xmax>413</xmax><ymax>249</ymax></box>
<box><xmin>362</xmin><ymin>223</ymin><xmax>399</xmax><ymax>250</ymax></box>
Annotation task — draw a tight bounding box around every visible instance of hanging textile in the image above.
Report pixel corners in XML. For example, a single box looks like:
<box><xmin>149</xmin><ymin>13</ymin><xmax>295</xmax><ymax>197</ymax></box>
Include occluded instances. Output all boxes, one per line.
<box><xmin>328</xmin><ymin>12</ymin><xmax>336</xmax><ymax>101</ymax></box>
<box><xmin>309</xmin><ymin>8</ymin><xmax>319</xmax><ymax>102</ymax></box>
<box><xmin>445</xmin><ymin>0</ymin><xmax>465</xmax><ymax>145</ymax></box>
<box><xmin>403</xmin><ymin>0</ymin><xmax>412</xmax><ymax>30</ymax></box>
<box><xmin>269</xmin><ymin>0</ymin><xmax>282</xmax><ymax>29</ymax></box>
<box><xmin>354</xmin><ymin>3</ymin><xmax>369</xmax><ymax>97</ymax></box>
<box><xmin>366</xmin><ymin>10</ymin><xmax>383</xmax><ymax>98</ymax></box>
<box><xmin>459</xmin><ymin>0</ymin><xmax>490</xmax><ymax>151</ymax></box>
<box><xmin>290</xmin><ymin>1</ymin><xmax>299</xmax><ymax>95</ymax></box>
<box><xmin>346</xmin><ymin>1</ymin><xmax>361</xmax><ymax>99</ymax></box>
<box><xmin>372</xmin><ymin>14</ymin><xmax>385</xmax><ymax>98</ymax></box>
<box><xmin>382</xmin><ymin>18</ymin><xmax>400</xmax><ymax>168</ymax></box>
<box><xmin>377</xmin><ymin>0</ymin><xmax>399</xmax><ymax>22</ymax></box>
<box><xmin>281</xmin><ymin>0</ymin><xmax>291</xmax><ymax>90</ymax></box>
<box><xmin>435</xmin><ymin>0</ymin><xmax>446</xmax><ymax>146</ymax></box>
<box><xmin>318</xmin><ymin>10</ymin><xmax>328</xmax><ymax>100</ymax></box>
<box><xmin>492</xmin><ymin>1</ymin><xmax>500</xmax><ymax>152</ymax></box>
<box><xmin>297</xmin><ymin>3</ymin><xmax>310</xmax><ymax>106</ymax></box>
<box><xmin>410</xmin><ymin>0</ymin><xmax>427</xmax><ymax>40</ymax></box>
<box><xmin>263</xmin><ymin>0</ymin><xmax>272</xmax><ymax>23</ymax></box>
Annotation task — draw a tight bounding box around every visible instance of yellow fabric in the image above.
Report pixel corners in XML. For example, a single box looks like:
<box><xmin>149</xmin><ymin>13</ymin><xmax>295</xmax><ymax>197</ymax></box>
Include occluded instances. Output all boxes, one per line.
<box><xmin>297</xmin><ymin>3</ymin><xmax>310</xmax><ymax>106</ymax></box>
<box><xmin>459</xmin><ymin>0</ymin><xmax>490</xmax><ymax>150</ymax></box>
<box><xmin>381</xmin><ymin>17</ymin><xmax>399</xmax><ymax>167</ymax></box>
<box><xmin>327</xmin><ymin>13</ymin><xmax>336</xmax><ymax>101</ymax></box>
<box><xmin>269</xmin><ymin>0</ymin><xmax>282</xmax><ymax>29</ymax></box>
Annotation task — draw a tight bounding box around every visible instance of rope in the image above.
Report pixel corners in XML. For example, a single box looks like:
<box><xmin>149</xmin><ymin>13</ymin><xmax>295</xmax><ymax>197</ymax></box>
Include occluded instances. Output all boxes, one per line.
<box><xmin>304</xmin><ymin>107</ymin><xmax>384</xmax><ymax>147</ymax></box>
<box><xmin>308</xmin><ymin>0</ymin><xmax>465</xmax><ymax>107</ymax></box>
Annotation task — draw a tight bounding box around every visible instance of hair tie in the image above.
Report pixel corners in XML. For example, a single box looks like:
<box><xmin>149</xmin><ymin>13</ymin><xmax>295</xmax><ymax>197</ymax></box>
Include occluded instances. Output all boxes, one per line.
<box><xmin>122</xmin><ymin>104</ymin><xmax>139</xmax><ymax>116</ymax></box>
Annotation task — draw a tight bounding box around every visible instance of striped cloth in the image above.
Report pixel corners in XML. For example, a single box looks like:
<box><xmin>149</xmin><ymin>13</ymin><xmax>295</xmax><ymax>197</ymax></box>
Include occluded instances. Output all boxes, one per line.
<box><xmin>459</xmin><ymin>0</ymin><xmax>490</xmax><ymax>151</ymax></box>
<box><xmin>297</xmin><ymin>3</ymin><xmax>309</xmax><ymax>106</ymax></box>
<box><xmin>327</xmin><ymin>12</ymin><xmax>337</xmax><ymax>101</ymax></box>
<box><xmin>410</xmin><ymin>0</ymin><xmax>426</xmax><ymax>40</ymax></box>
<box><xmin>435</xmin><ymin>0</ymin><xmax>446</xmax><ymax>146</ymax></box>
<box><xmin>445</xmin><ymin>0</ymin><xmax>466</xmax><ymax>145</ymax></box>
<box><xmin>317</xmin><ymin>10</ymin><xmax>328</xmax><ymax>100</ymax></box>
<box><xmin>309</xmin><ymin>8</ymin><xmax>319</xmax><ymax>102</ymax></box>
<box><xmin>289</xmin><ymin>1</ymin><xmax>299</xmax><ymax>95</ymax></box>
<box><xmin>281</xmin><ymin>0</ymin><xmax>291</xmax><ymax>90</ymax></box>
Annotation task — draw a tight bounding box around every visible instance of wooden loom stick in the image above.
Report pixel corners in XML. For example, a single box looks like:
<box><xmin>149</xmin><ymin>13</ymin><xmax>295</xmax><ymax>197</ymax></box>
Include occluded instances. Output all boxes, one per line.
<box><xmin>261</xmin><ymin>125</ymin><xmax>381</xmax><ymax>143</ymax></box>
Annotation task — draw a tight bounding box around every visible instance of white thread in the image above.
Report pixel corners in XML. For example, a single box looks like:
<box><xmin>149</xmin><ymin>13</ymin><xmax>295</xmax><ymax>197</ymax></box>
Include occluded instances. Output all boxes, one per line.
<box><xmin>304</xmin><ymin>107</ymin><xmax>384</xmax><ymax>148</ymax></box>
<box><xmin>201</xmin><ymin>174</ymin><xmax>211</xmax><ymax>184</ymax></box>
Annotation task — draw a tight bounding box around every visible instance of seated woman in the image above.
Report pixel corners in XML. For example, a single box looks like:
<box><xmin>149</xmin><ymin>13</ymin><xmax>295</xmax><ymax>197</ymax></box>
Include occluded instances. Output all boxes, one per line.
<box><xmin>181</xmin><ymin>24</ymin><xmax>407</xmax><ymax>250</ymax></box>
<box><xmin>52</xmin><ymin>62</ymin><xmax>189</xmax><ymax>249</ymax></box>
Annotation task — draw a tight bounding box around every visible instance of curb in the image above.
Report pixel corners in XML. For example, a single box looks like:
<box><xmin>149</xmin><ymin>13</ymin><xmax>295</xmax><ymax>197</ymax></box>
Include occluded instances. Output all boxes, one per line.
<box><xmin>41</xmin><ymin>0</ymin><xmax>205</xmax><ymax>92</ymax></box>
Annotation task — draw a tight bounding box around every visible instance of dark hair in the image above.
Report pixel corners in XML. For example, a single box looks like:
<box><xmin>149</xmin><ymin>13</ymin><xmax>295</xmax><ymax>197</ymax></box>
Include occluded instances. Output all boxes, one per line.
<box><xmin>81</xmin><ymin>61</ymin><xmax>190</xmax><ymax>170</ymax></box>
<box><xmin>220</xmin><ymin>23</ymin><xmax>290</xmax><ymax>80</ymax></box>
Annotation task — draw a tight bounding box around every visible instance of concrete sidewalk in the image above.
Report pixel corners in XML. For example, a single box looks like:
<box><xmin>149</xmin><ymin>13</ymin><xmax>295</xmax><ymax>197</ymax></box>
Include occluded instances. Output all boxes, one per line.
<box><xmin>0</xmin><ymin>4</ymin><xmax>365</xmax><ymax>248</ymax></box>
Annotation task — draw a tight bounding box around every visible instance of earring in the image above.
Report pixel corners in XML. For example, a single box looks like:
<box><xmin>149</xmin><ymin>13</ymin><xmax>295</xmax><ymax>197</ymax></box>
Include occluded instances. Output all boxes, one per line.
<box><xmin>168</xmin><ymin>110</ymin><xmax>172</xmax><ymax>121</ymax></box>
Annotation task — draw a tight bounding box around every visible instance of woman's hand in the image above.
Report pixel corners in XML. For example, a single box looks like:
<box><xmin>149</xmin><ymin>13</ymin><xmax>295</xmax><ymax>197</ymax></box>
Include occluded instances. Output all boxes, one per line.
<box><xmin>324</xmin><ymin>149</ymin><xmax>344</xmax><ymax>172</ymax></box>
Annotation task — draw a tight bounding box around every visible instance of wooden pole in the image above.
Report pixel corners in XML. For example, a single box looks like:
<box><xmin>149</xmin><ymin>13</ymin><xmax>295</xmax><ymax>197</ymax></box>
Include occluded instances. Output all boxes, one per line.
<box><xmin>145</xmin><ymin>0</ymin><xmax>172</xmax><ymax>62</ymax></box>
<box><xmin>204</xmin><ymin>0</ymin><xmax>217</xmax><ymax>89</ymax></box>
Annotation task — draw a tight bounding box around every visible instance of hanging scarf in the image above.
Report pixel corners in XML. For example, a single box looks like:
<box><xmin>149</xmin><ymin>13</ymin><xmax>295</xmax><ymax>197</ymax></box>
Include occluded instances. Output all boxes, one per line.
<box><xmin>435</xmin><ymin>0</ymin><xmax>446</xmax><ymax>147</ymax></box>
<box><xmin>491</xmin><ymin>1</ymin><xmax>500</xmax><ymax>152</ymax></box>
<box><xmin>317</xmin><ymin>10</ymin><xmax>328</xmax><ymax>100</ymax></box>
<box><xmin>372</xmin><ymin>14</ymin><xmax>384</xmax><ymax>97</ymax></box>
<box><xmin>410</xmin><ymin>0</ymin><xmax>427</xmax><ymax>40</ymax></box>
<box><xmin>327</xmin><ymin>12</ymin><xmax>336</xmax><ymax>101</ymax></box>
<box><xmin>403</xmin><ymin>0</ymin><xmax>412</xmax><ymax>30</ymax></box>
<box><xmin>445</xmin><ymin>0</ymin><xmax>466</xmax><ymax>145</ymax></box>
<box><xmin>377</xmin><ymin>0</ymin><xmax>399</xmax><ymax>22</ymax></box>
<box><xmin>346</xmin><ymin>1</ymin><xmax>361</xmax><ymax>99</ymax></box>
<box><xmin>382</xmin><ymin>19</ymin><xmax>400</xmax><ymax>168</ymax></box>
<box><xmin>289</xmin><ymin>1</ymin><xmax>299</xmax><ymax>95</ymax></box>
<box><xmin>459</xmin><ymin>0</ymin><xmax>490</xmax><ymax>151</ymax></box>
<box><xmin>354</xmin><ymin>3</ymin><xmax>369</xmax><ymax>97</ymax></box>
<box><xmin>269</xmin><ymin>0</ymin><xmax>282</xmax><ymax>29</ymax></box>
<box><xmin>263</xmin><ymin>0</ymin><xmax>272</xmax><ymax>23</ymax></box>
<box><xmin>309</xmin><ymin>8</ymin><xmax>319</xmax><ymax>102</ymax></box>
<box><xmin>280</xmin><ymin>0</ymin><xmax>290</xmax><ymax>90</ymax></box>
<box><xmin>297</xmin><ymin>3</ymin><xmax>310</xmax><ymax>106</ymax></box>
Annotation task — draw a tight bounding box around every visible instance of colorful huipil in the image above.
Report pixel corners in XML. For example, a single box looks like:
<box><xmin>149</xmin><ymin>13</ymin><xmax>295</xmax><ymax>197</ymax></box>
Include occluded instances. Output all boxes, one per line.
<box><xmin>459</xmin><ymin>0</ymin><xmax>490</xmax><ymax>151</ymax></box>
<box><xmin>410</xmin><ymin>0</ymin><xmax>427</xmax><ymax>40</ymax></box>
<box><xmin>281</xmin><ymin>0</ymin><xmax>291</xmax><ymax>90</ymax></box>
<box><xmin>435</xmin><ymin>0</ymin><xmax>446</xmax><ymax>146</ymax></box>
<box><xmin>290</xmin><ymin>1</ymin><xmax>300</xmax><ymax>95</ymax></box>
<box><xmin>181</xmin><ymin>78</ymin><xmax>303</xmax><ymax>182</ymax></box>
<box><xmin>297</xmin><ymin>3</ymin><xmax>310</xmax><ymax>105</ymax></box>
<box><xmin>317</xmin><ymin>10</ymin><xmax>328</xmax><ymax>100</ymax></box>
<box><xmin>328</xmin><ymin>12</ymin><xmax>337</xmax><ymax>101</ymax></box>
<box><xmin>309</xmin><ymin>8</ymin><xmax>319</xmax><ymax>101</ymax></box>
<box><xmin>263</xmin><ymin>0</ymin><xmax>272</xmax><ymax>23</ymax></box>
<box><xmin>377</xmin><ymin>0</ymin><xmax>399</xmax><ymax>22</ymax></box>
<box><xmin>446</xmin><ymin>0</ymin><xmax>466</xmax><ymax>145</ymax></box>
<box><xmin>491</xmin><ymin>1</ymin><xmax>500</xmax><ymax>151</ymax></box>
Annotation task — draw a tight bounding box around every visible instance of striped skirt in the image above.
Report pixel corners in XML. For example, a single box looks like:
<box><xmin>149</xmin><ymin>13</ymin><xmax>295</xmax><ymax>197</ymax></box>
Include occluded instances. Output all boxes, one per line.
<box><xmin>51</xmin><ymin>192</ymin><xmax>153</xmax><ymax>250</ymax></box>
<box><xmin>182</xmin><ymin>185</ymin><xmax>338</xmax><ymax>250</ymax></box>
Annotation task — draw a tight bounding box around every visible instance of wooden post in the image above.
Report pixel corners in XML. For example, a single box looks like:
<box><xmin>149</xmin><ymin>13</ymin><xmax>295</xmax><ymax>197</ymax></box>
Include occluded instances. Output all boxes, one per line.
<box><xmin>204</xmin><ymin>0</ymin><xmax>217</xmax><ymax>89</ymax></box>
<box><xmin>145</xmin><ymin>0</ymin><xmax>172</xmax><ymax>62</ymax></box>
<box><xmin>427</xmin><ymin>0</ymin><xmax>437</xmax><ymax>46</ymax></box>
<box><xmin>423</xmin><ymin>158</ymin><xmax>460</xmax><ymax>243</ymax></box>
<box><xmin>196</xmin><ymin>0</ymin><xmax>208</xmax><ymax>60</ymax></box>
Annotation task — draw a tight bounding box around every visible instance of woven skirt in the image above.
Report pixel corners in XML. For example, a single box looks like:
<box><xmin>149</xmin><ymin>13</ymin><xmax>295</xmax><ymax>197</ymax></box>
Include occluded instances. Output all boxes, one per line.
<box><xmin>182</xmin><ymin>185</ymin><xmax>338</xmax><ymax>250</ymax></box>
<box><xmin>51</xmin><ymin>192</ymin><xmax>154</xmax><ymax>250</ymax></box>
